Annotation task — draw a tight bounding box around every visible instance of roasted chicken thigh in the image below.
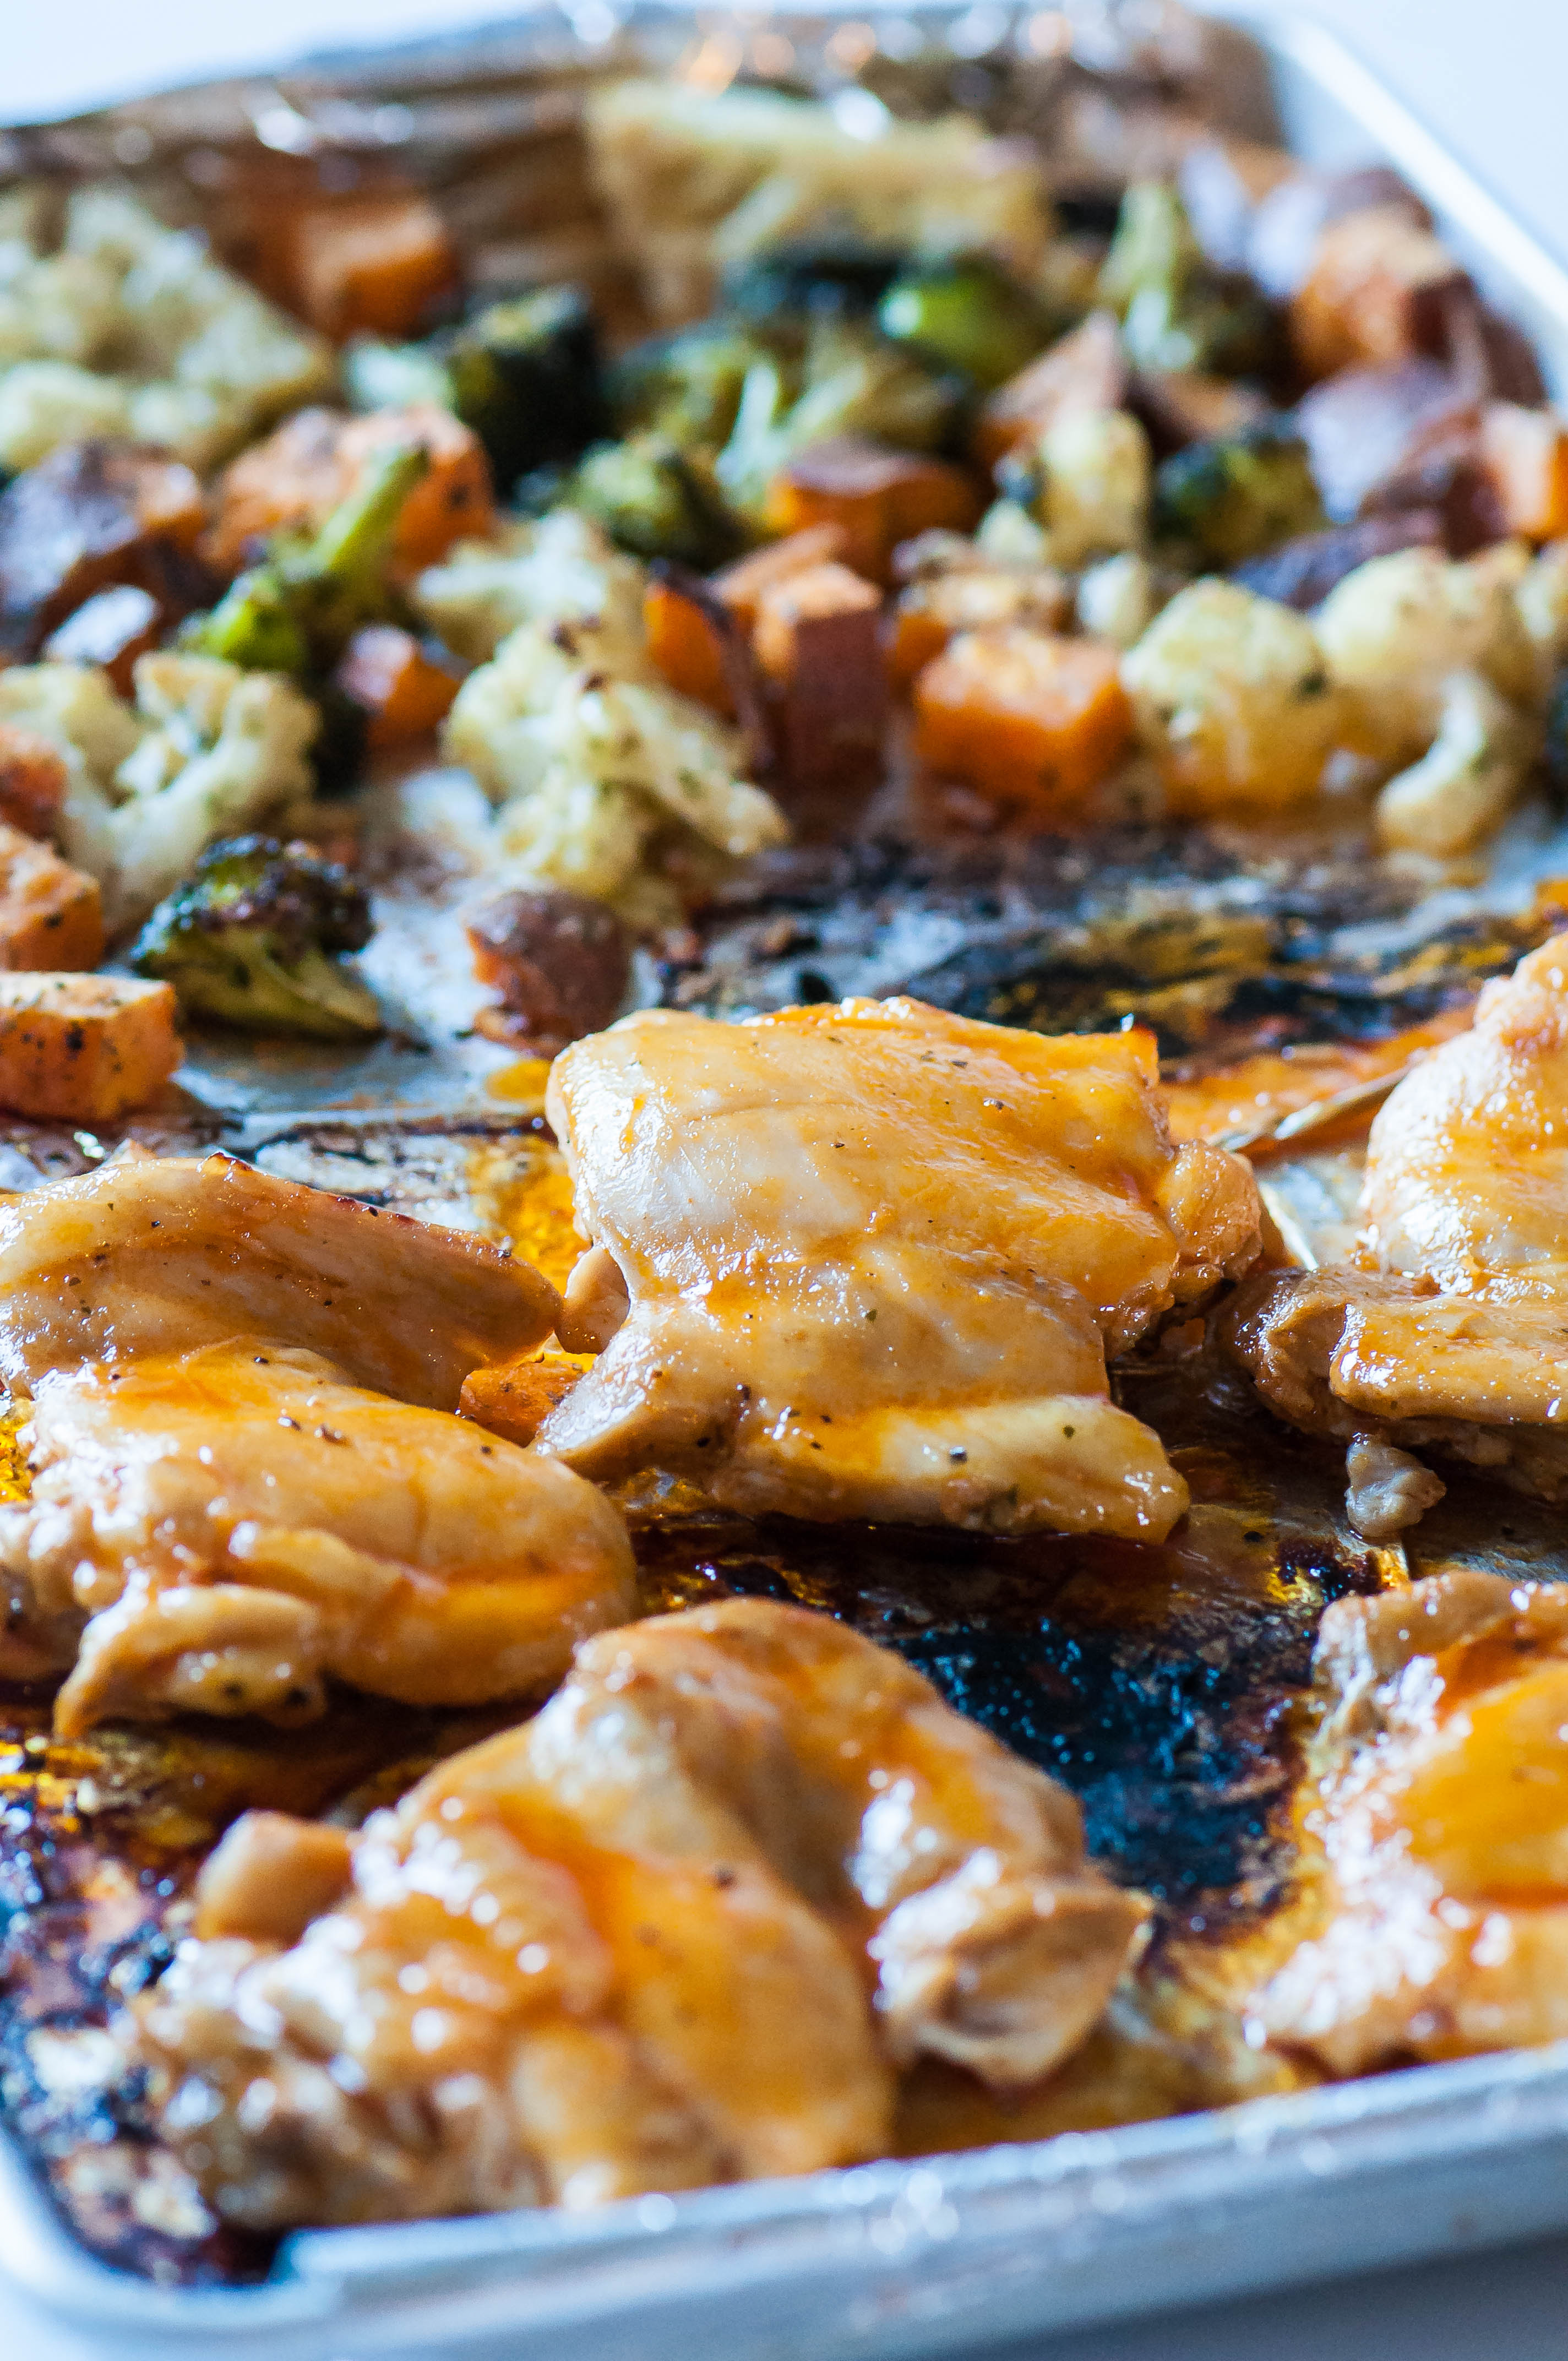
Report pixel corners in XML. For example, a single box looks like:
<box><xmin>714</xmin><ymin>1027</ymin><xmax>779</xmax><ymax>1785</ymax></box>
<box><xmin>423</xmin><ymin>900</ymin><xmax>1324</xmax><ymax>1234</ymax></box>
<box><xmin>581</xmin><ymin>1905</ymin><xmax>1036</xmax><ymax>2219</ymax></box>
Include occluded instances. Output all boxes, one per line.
<box><xmin>537</xmin><ymin>998</ymin><xmax>1261</xmax><ymax>1538</ymax></box>
<box><xmin>1252</xmin><ymin>1571</ymin><xmax>1568</xmax><ymax>2074</ymax></box>
<box><xmin>1228</xmin><ymin>940</ymin><xmax>1568</xmax><ymax>1512</ymax></box>
<box><xmin>135</xmin><ymin>1599</ymin><xmax>1150</xmax><ymax>2224</ymax></box>
<box><xmin>0</xmin><ymin>1154</ymin><xmax>635</xmax><ymax>1729</ymax></box>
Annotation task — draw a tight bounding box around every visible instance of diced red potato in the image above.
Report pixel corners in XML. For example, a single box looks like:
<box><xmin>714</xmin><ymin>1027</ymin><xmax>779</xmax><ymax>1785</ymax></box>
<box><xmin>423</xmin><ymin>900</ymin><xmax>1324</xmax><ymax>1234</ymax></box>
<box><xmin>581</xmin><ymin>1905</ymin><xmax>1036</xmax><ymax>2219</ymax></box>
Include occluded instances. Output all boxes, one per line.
<box><xmin>465</xmin><ymin>886</ymin><xmax>631</xmax><ymax>1055</ymax></box>
<box><xmin>1289</xmin><ymin>206</ymin><xmax>1468</xmax><ymax>383</ymax></box>
<box><xmin>0</xmin><ymin>725</ymin><xmax>69</xmax><ymax>843</ymax></box>
<box><xmin>205</xmin><ymin>405</ymin><xmax>493</xmax><ymax>581</ymax></box>
<box><xmin>913</xmin><ymin>628</ymin><xmax>1134</xmax><ymax>818</ymax></box>
<box><xmin>751</xmin><ymin>561</ymin><xmax>887</xmax><ymax>790</ymax></box>
<box><xmin>43</xmin><ymin>583</ymin><xmax>163</xmax><ymax>696</ymax></box>
<box><xmin>1357</xmin><ymin>408</ymin><xmax>1506</xmax><ymax>556</ymax></box>
<box><xmin>763</xmin><ymin>438</ymin><xmax>981</xmax><ymax>587</ymax></box>
<box><xmin>0</xmin><ymin>442</ymin><xmax>208</xmax><ymax>663</ymax></box>
<box><xmin>1231</xmin><ymin>511</ymin><xmax>1447</xmax><ymax>610</ymax></box>
<box><xmin>0</xmin><ymin>824</ymin><xmax>104</xmax><ymax>973</ymax></box>
<box><xmin>1294</xmin><ymin>358</ymin><xmax>1477</xmax><ymax>521</ymax></box>
<box><xmin>334</xmin><ymin>624</ymin><xmax>461</xmax><ymax>752</ymax></box>
<box><xmin>974</xmin><ymin>312</ymin><xmax>1128</xmax><ymax>472</ymax></box>
<box><xmin>0</xmin><ymin>973</ymin><xmax>181</xmax><ymax>1123</ymax></box>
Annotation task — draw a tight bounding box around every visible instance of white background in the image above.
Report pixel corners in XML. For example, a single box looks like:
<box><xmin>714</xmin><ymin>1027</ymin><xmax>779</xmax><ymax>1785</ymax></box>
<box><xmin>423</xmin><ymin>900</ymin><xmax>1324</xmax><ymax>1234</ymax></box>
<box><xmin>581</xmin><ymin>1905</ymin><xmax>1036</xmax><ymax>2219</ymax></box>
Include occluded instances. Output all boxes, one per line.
<box><xmin>3</xmin><ymin>2</ymin><xmax>1568</xmax><ymax>2354</ymax></box>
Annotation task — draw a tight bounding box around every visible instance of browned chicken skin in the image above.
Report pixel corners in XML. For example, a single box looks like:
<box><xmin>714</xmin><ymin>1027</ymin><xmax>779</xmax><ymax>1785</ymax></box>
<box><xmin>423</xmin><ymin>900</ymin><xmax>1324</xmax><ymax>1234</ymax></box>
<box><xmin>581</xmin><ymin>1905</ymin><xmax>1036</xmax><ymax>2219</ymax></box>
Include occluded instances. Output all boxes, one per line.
<box><xmin>1252</xmin><ymin>1571</ymin><xmax>1568</xmax><ymax>2075</ymax></box>
<box><xmin>1227</xmin><ymin>940</ymin><xmax>1568</xmax><ymax>1513</ymax></box>
<box><xmin>0</xmin><ymin>1154</ymin><xmax>636</xmax><ymax>1729</ymax></box>
<box><xmin>134</xmin><ymin>1600</ymin><xmax>1150</xmax><ymax>2226</ymax></box>
<box><xmin>537</xmin><ymin>997</ymin><xmax>1261</xmax><ymax>1540</ymax></box>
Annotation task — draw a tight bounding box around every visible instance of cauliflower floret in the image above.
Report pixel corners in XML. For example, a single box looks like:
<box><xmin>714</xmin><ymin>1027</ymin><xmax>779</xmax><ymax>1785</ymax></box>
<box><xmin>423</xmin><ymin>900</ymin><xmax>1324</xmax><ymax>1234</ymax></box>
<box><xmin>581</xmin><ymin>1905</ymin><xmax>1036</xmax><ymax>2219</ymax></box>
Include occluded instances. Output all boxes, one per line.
<box><xmin>1375</xmin><ymin>670</ymin><xmax>1537</xmax><ymax>855</ymax></box>
<box><xmin>0</xmin><ymin>655</ymin><xmax>317</xmax><ymax>926</ymax></box>
<box><xmin>413</xmin><ymin>510</ymin><xmax>647</xmax><ymax>666</ymax></box>
<box><xmin>0</xmin><ymin>362</ymin><xmax>133</xmax><ymax>470</ymax></box>
<box><xmin>0</xmin><ymin>252</ymin><xmax>122</xmax><ymax>368</ymax></box>
<box><xmin>1516</xmin><ymin>537</ymin><xmax>1568</xmax><ymax>695</ymax></box>
<box><xmin>494</xmin><ymin>774</ymin><xmax>661</xmax><ymax>921</ymax></box>
<box><xmin>0</xmin><ymin>185</ymin><xmax>333</xmax><ymax>473</ymax></box>
<box><xmin>1122</xmin><ymin>579</ymin><xmax>1342</xmax><ymax>815</ymax></box>
<box><xmin>1037</xmin><ymin>407</ymin><xmax>1151</xmax><ymax>568</ymax></box>
<box><xmin>1316</xmin><ymin>545</ymin><xmax>1540</xmax><ymax>763</ymax></box>
<box><xmin>973</xmin><ymin>499</ymin><xmax>1053</xmax><ymax>569</ymax></box>
<box><xmin>63</xmin><ymin>184</ymin><xmax>171</xmax><ymax>273</ymax></box>
<box><xmin>1077</xmin><ymin>551</ymin><xmax>1164</xmax><ymax>650</ymax></box>
<box><xmin>444</xmin><ymin>600</ymin><xmax>786</xmax><ymax>928</ymax></box>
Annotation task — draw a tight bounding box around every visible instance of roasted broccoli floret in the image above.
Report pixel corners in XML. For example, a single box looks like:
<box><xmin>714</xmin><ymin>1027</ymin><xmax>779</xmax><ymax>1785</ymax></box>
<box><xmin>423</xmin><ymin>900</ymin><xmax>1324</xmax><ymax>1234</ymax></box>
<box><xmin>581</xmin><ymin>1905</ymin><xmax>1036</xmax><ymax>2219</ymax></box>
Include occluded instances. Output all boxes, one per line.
<box><xmin>130</xmin><ymin>834</ymin><xmax>381</xmax><ymax>1039</ymax></box>
<box><xmin>1099</xmin><ymin>182</ymin><xmax>1278</xmax><ymax>379</ymax></box>
<box><xmin>606</xmin><ymin>318</ymin><xmax>776</xmax><ymax>451</ymax></box>
<box><xmin>877</xmin><ymin>256</ymin><xmax>1055</xmax><ymax>391</ymax></box>
<box><xmin>722</xmin><ymin>242</ymin><xmax>904</xmax><ymax>322</ymax></box>
<box><xmin>564</xmin><ymin>432</ymin><xmax>745</xmax><ymax>569</ymax></box>
<box><xmin>185</xmin><ymin>442</ymin><xmax>429</xmax><ymax>679</ymax></box>
<box><xmin>1153</xmin><ymin>420</ymin><xmax>1326</xmax><ymax>565</ymax></box>
<box><xmin>345</xmin><ymin>286</ymin><xmax>607</xmax><ymax>494</ymax></box>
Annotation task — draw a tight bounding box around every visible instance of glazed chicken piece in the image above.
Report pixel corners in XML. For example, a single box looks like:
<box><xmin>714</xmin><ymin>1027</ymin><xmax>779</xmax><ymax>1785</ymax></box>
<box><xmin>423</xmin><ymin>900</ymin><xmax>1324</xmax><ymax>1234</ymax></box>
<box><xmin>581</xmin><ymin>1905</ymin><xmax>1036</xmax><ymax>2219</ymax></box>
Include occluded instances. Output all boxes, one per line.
<box><xmin>536</xmin><ymin>998</ymin><xmax>1262</xmax><ymax>1540</ymax></box>
<box><xmin>0</xmin><ymin>1154</ymin><xmax>635</xmax><ymax>1729</ymax></box>
<box><xmin>1251</xmin><ymin>1570</ymin><xmax>1568</xmax><ymax>2074</ymax></box>
<box><xmin>134</xmin><ymin>1599</ymin><xmax>1150</xmax><ymax>2224</ymax></box>
<box><xmin>1227</xmin><ymin>939</ymin><xmax>1568</xmax><ymax>1515</ymax></box>
<box><xmin>0</xmin><ymin>1149</ymin><xmax>558</xmax><ymax>1403</ymax></box>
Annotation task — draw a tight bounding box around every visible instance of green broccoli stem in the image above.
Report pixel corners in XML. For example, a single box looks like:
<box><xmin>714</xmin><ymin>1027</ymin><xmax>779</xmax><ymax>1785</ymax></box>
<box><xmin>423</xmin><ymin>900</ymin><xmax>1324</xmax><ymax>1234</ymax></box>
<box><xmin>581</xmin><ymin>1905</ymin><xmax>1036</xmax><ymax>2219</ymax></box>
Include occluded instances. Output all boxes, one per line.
<box><xmin>187</xmin><ymin>442</ymin><xmax>431</xmax><ymax>681</ymax></box>
<box><xmin>307</xmin><ymin>440</ymin><xmax>429</xmax><ymax>591</ymax></box>
<box><xmin>188</xmin><ymin>572</ymin><xmax>312</xmax><ymax>674</ymax></box>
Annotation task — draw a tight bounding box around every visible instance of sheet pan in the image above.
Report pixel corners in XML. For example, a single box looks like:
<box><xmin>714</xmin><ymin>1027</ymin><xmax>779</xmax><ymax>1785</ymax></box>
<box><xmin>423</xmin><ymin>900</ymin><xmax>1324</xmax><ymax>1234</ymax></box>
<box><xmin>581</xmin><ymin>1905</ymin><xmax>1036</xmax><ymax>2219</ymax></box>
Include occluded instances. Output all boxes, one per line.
<box><xmin>5</xmin><ymin>9</ymin><xmax>1568</xmax><ymax>2352</ymax></box>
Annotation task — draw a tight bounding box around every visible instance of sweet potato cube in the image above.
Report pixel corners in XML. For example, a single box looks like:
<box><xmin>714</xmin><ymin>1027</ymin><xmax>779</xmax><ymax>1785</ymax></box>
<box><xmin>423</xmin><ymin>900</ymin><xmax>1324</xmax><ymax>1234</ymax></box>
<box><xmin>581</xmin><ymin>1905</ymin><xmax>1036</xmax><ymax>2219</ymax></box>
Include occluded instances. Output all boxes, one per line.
<box><xmin>0</xmin><ymin>825</ymin><xmax>104</xmax><ymax>972</ymax></box>
<box><xmin>645</xmin><ymin>529</ymin><xmax>854</xmax><ymax>716</ymax></box>
<box><xmin>752</xmin><ymin>561</ymin><xmax>886</xmax><ymax>787</ymax></box>
<box><xmin>715</xmin><ymin>526</ymin><xmax>851</xmax><ymax>633</ymax></box>
<box><xmin>644</xmin><ymin>576</ymin><xmax>733</xmax><ymax>715</ymax></box>
<box><xmin>1290</xmin><ymin>205</ymin><xmax>1466</xmax><ymax>383</ymax></box>
<box><xmin>459</xmin><ymin>1356</ymin><xmax>582</xmax><ymax>1448</ymax></box>
<box><xmin>1479</xmin><ymin>402</ymin><xmax>1568</xmax><ymax>541</ymax></box>
<box><xmin>278</xmin><ymin>193</ymin><xmax>460</xmax><ymax>340</ymax></box>
<box><xmin>0</xmin><ymin>973</ymin><xmax>181</xmax><ymax>1121</ymax></box>
<box><xmin>0</xmin><ymin>724</ymin><xmax>68</xmax><ymax>842</ymax></box>
<box><xmin>975</xmin><ymin>312</ymin><xmax>1128</xmax><ymax>471</ymax></box>
<box><xmin>336</xmin><ymin>624</ymin><xmax>460</xmax><ymax>751</ymax></box>
<box><xmin>914</xmin><ymin>628</ymin><xmax>1133</xmax><ymax>814</ymax></box>
<box><xmin>764</xmin><ymin>439</ymin><xmax>979</xmax><ymax>586</ymax></box>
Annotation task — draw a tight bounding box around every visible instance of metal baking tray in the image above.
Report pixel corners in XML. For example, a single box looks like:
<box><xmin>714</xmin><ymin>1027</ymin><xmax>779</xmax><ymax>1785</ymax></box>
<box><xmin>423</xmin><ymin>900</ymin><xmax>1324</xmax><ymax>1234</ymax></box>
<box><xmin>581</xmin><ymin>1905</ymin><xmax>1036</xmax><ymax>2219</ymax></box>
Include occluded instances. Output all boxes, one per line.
<box><xmin>7</xmin><ymin>9</ymin><xmax>1568</xmax><ymax>2354</ymax></box>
